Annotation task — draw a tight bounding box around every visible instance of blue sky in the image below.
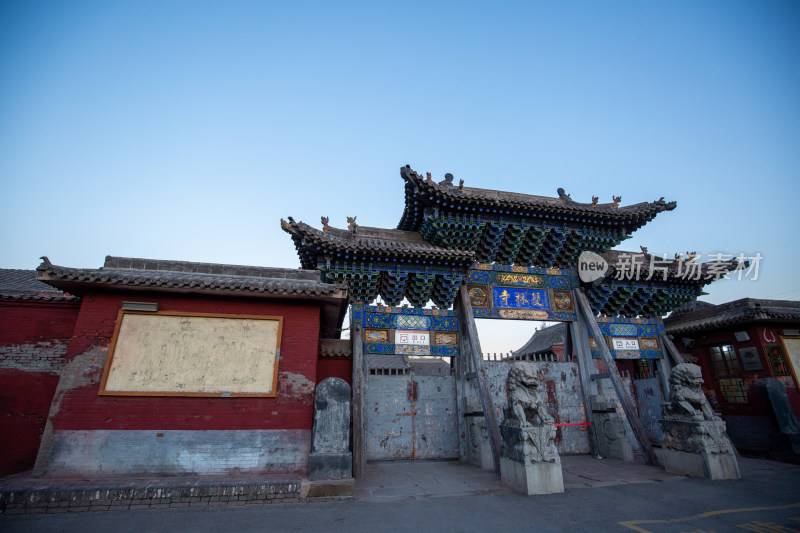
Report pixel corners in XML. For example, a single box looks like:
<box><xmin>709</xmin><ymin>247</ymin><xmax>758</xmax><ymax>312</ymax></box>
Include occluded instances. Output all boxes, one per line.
<box><xmin>1</xmin><ymin>1</ymin><xmax>798</xmax><ymax>353</ymax></box>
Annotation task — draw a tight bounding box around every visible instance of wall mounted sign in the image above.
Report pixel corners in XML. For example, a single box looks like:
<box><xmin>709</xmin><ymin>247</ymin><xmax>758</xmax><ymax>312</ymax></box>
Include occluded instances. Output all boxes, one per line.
<box><xmin>100</xmin><ymin>311</ymin><xmax>282</xmax><ymax>397</ymax></box>
<box><xmin>738</xmin><ymin>346</ymin><xmax>762</xmax><ymax>372</ymax></box>
<box><xmin>780</xmin><ymin>336</ymin><xmax>800</xmax><ymax>390</ymax></box>
<box><xmin>467</xmin><ymin>263</ymin><xmax>579</xmax><ymax>321</ymax></box>
<box><xmin>396</xmin><ymin>330</ymin><xmax>430</xmax><ymax>346</ymax></box>
<box><xmin>611</xmin><ymin>338</ymin><xmax>640</xmax><ymax>351</ymax></box>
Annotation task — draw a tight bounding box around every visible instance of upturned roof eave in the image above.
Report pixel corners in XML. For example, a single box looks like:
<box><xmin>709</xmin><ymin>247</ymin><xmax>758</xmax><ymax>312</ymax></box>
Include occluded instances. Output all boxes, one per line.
<box><xmin>281</xmin><ymin>218</ymin><xmax>477</xmax><ymax>264</ymax></box>
<box><xmin>398</xmin><ymin>165</ymin><xmax>677</xmax><ymax>229</ymax></box>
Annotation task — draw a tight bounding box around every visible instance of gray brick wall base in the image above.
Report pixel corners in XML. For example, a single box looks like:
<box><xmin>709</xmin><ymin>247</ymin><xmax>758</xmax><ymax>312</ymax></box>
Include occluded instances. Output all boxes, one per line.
<box><xmin>0</xmin><ymin>480</ymin><xmax>309</xmax><ymax>514</ymax></box>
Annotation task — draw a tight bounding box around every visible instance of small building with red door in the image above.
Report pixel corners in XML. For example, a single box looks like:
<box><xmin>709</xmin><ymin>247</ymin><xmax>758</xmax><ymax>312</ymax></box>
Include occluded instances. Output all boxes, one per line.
<box><xmin>664</xmin><ymin>298</ymin><xmax>800</xmax><ymax>454</ymax></box>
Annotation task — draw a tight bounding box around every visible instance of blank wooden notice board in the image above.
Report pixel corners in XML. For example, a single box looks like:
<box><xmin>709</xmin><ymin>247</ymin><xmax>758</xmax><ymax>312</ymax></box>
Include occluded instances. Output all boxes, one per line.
<box><xmin>100</xmin><ymin>311</ymin><xmax>282</xmax><ymax>397</ymax></box>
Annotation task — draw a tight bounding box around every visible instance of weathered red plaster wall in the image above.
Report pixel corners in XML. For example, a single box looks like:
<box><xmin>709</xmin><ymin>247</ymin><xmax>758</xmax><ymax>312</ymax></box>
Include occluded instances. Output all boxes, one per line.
<box><xmin>316</xmin><ymin>357</ymin><xmax>352</xmax><ymax>385</ymax></box>
<box><xmin>0</xmin><ymin>300</ymin><xmax>80</xmax><ymax>343</ymax></box>
<box><xmin>0</xmin><ymin>300</ymin><xmax>80</xmax><ymax>475</ymax></box>
<box><xmin>50</xmin><ymin>291</ymin><xmax>322</xmax><ymax>432</ymax></box>
<box><xmin>0</xmin><ymin>370</ymin><xmax>60</xmax><ymax>476</ymax></box>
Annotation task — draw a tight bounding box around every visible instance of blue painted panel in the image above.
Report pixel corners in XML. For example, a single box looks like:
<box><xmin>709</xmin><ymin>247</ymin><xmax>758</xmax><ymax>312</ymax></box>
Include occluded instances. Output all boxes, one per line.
<box><xmin>491</xmin><ymin>287</ymin><xmax>550</xmax><ymax>309</ymax></box>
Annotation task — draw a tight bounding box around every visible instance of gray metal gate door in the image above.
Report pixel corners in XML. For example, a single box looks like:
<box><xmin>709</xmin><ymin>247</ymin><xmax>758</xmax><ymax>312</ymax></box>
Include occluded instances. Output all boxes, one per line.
<box><xmin>365</xmin><ymin>373</ymin><xmax>459</xmax><ymax>461</ymax></box>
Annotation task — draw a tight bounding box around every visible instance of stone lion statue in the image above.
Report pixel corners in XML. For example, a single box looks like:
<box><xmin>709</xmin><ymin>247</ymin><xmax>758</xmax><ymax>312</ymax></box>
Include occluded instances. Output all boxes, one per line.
<box><xmin>664</xmin><ymin>363</ymin><xmax>718</xmax><ymax>422</ymax></box>
<box><xmin>507</xmin><ymin>363</ymin><xmax>553</xmax><ymax>427</ymax></box>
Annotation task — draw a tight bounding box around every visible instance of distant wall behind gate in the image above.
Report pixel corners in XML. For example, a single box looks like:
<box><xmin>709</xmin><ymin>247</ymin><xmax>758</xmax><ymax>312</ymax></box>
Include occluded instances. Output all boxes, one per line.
<box><xmin>483</xmin><ymin>361</ymin><xmax>591</xmax><ymax>455</ymax></box>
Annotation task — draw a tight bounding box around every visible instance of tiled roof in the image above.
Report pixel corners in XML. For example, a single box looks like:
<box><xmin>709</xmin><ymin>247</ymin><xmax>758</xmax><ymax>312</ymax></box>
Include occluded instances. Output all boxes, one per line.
<box><xmin>36</xmin><ymin>256</ymin><xmax>346</xmax><ymax>299</ymax></box>
<box><xmin>281</xmin><ymin>218</ymin><xmax>475</xmax><ymax>270</ymax></box>
<box><xmin>515</xmin><ymin>323</ymin><xmax>566</xmax><ymax>356</ymax></box>
<box><xmin>397</xmin><ymin>165</ymin><xmax>677</xmax><ymax>231</ymax></box>
<box><xmin>664</xmin><ymin>298</ymin><xmax>800</xmax><ymax>335</ymax></box>
<box><xmin>0</xmin><ymin>268</ymin><xmax>78</xmax><ymax>301</ymax></box>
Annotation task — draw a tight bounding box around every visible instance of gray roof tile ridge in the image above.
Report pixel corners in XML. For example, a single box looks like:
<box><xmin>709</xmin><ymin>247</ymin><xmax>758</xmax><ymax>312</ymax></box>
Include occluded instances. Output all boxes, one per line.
<box><xmin>103</xmin><ymin>256</ymin><xmax>320</xmax><ymax>281</ymax></box>
<box><xmin>38</xmin><ymin>259</ymin><xmax>345</xmax><ymax>296</ymax></box>
<box><xmin>401</xmin><ymin>165</ymin><xmax>676</xmax><ymax>215</ymax></box>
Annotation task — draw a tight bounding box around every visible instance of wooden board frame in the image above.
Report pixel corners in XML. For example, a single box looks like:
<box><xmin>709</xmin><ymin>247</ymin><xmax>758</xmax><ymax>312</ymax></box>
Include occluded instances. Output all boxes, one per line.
<box><xmin>99</xmin><ymin>310</ymin><xmax>283</xmax><ymax>397</ymax></box>
<box><xmin>778</xmin><ymin>335</ymin><xmax>800</xmax><ymax>391</ymax></box>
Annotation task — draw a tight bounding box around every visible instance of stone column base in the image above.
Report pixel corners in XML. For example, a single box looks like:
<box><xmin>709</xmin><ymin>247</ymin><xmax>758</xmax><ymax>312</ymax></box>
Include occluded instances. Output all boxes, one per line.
<box><xmin>662</xmin><ymin>448</ymin><xmax>740</xmax><ymax>480</ymax></box>
<box><xmin>500</xmin><ymin>456</ymin><xmax>564</xmax><ymax>495</ymax></box>
<box><xmin>307</xmin><ymin>452</ymin><xmax>352</xmax><ymax>481</ymax></box>
<box><xmin>499</xmin><ymin>423</ymin><xmax>564</xmax><ymax>495</ymax></box>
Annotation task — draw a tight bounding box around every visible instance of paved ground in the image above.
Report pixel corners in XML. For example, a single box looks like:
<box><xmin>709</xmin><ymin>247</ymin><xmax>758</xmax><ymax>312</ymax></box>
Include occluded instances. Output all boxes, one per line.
<box><xmin>2</xmin><ymin>456</ymin><xmax>799</xmax><ymax>532</ymax></box>
<box><xmin>355</xmin><ymin>455</ymin><xmax>684</xmax><ymax>502</ymax></box>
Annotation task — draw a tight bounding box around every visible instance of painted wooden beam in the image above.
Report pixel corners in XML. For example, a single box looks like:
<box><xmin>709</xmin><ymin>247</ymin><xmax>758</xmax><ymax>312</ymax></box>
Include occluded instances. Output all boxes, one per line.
<box><xmin>574</xmin><ymin>290</ymin><xmax>660</xmax><ymax>466</ymax></box>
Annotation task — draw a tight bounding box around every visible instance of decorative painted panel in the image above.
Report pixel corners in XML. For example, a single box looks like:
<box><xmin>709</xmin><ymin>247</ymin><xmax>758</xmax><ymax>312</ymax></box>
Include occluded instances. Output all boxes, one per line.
<box><xmin>364</xmin><ymin>329</ymin><xmax>389</xmax><ymax>343</ymax></box>
<box><xmin>587</xmin><ymin>317</ymin><xmax>666</xmax><ymax>360</ymax></box>
<box><xmin>466</xmin><ymin>264</ymin><xmax>578</xmax><ymax>321</ymax></box>
<box><xmin>394</xmin><ymin>315</ymin><xmax>431</xmax><ymax>330</ymax></box>
<box><xmin>352</xmin><ymin>304</ymin><xmax>459</xmax><ymax>358</ymax></box>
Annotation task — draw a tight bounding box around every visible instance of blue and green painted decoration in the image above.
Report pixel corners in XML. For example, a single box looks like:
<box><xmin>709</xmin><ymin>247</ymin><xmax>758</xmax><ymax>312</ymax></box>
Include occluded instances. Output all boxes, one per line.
<box><xmin>351</xmin><ymin>304</ymin><xmax>460</xmax><ymax>357</ymax></box>
<box><xmin>467</xmin><ymin>263</ymin><xmax>579</xmax><ymax>321</ymax></box>
<box><xmin>587</xmin><ymin>317</ymin><xmax>666</xmax><ymax>360</ymax></box>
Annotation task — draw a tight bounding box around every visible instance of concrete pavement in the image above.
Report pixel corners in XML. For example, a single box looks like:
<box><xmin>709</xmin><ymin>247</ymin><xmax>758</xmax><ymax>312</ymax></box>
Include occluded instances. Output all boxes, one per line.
<box><xmin>0</xmin><ymin>454</ymin><xmax>684</xmax><ymax>512</ymax></box>
<box><xmin>1</xmin><ymin>456</ymin><xmax>799</xmax><ymax>532</ymax></box>
<box><xmin>354</xmin><ymin>455</ymin><xmax>685</xmax><ymax>502</ymax></box>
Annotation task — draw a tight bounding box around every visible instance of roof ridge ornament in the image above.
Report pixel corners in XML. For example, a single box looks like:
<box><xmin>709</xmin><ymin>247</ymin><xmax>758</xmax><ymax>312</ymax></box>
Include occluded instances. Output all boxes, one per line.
<box><xmin>438</xmin><ymin>172</ymin><xmax>455</xmax><ymax>187</ymax></box>
<box><xmin>611</xmin><ymin>195</ymin><xmax>622</xmax><ymax>208</ymax></box>
<box><xmin>557</xmin><ymin>188</ymin><xmax>573</xmax><ymax>203</ymax></box>
<box><xmin>321</xmin><ymin>216</ymin><xmax>330</xmax><ymax>233</ymax></box>
<box><xmin>426</xmin><ymin>172</ymin><xmax>433</xmax><ymax>185</ymax></box>
<box><xmin>347</xmin><ymin>216</ymin><xmax>358</xmax><ymax>233</ymax></box>
<box><xmin>591</xmin><ymin>196</ymin><xmax>599</xmax><ymax>207</ymax></box>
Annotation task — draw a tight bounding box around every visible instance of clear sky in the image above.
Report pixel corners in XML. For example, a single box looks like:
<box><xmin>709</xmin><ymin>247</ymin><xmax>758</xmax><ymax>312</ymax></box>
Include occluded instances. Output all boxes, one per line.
<box><xmin>1</xmin><ymin>1</ymin><xmax>798</xmax><ymax>354</ymax></box>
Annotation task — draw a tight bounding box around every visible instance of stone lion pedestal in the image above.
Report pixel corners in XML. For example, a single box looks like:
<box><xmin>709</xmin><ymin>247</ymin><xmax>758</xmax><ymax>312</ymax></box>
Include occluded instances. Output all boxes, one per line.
<box><xmin>659</xmin><ymin>363</ymin><xmax>740</xmax><ymax>480</ymax></box>
<box><xmin>499</xmin><ymin>363</ymin><xmax>564</xmax><ymax>495</ymax></box>
<box><xmin>500</xmin><ymin>419</ymin><xmax>564</xmax><ymax>495</ymax></box>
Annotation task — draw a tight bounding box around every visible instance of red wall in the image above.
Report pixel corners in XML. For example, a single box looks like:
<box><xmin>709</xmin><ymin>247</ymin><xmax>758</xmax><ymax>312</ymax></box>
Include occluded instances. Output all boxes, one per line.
<box><xmin>51</xmin><ymin>291</ymin><xmax>322</xmax><ymax>432</ymax></box>
<box><xmin>0</xmin><ymin>299</ymin><xmax>80</xmax><ymax>476</ymax></box>
<box><xmin>316</xmin><ymin>357</ymin><xmax>352</xmax><ymax>385</ymax></box>
<box><xmin>0</xmin><ymin>299</ymin><xmax>80</xmax><ymax>343</ymax></box>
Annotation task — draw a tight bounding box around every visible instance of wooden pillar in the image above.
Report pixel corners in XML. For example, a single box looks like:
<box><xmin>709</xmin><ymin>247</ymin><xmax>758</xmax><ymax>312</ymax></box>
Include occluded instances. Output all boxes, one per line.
<box><xmin>574</xmin><ymin>290</ymin><xmax>660</xmax><ymax>466</ymax></box>
<box><xmin>653</xmin><ymin>325</ymin><xmax>680</xmax><ymax>401</ymax></box>
<box><xmin>455</xmin><ymin>286</ymin><xmax>501</xmax><ymax>473</ymax></box>
<box><xmin>660</xmin><ymin>332</ymin><xmax>686</xmax><ymax>366</ymax></box>
<box><xmin>567</xmin><ymin>316</ymin><xmax>601</xmax><ymax>456</ymax></box>
<box><xmin>351</xmin><ymin>324</ymin><xmax>366</xmax><ymax>478</ymax></box>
